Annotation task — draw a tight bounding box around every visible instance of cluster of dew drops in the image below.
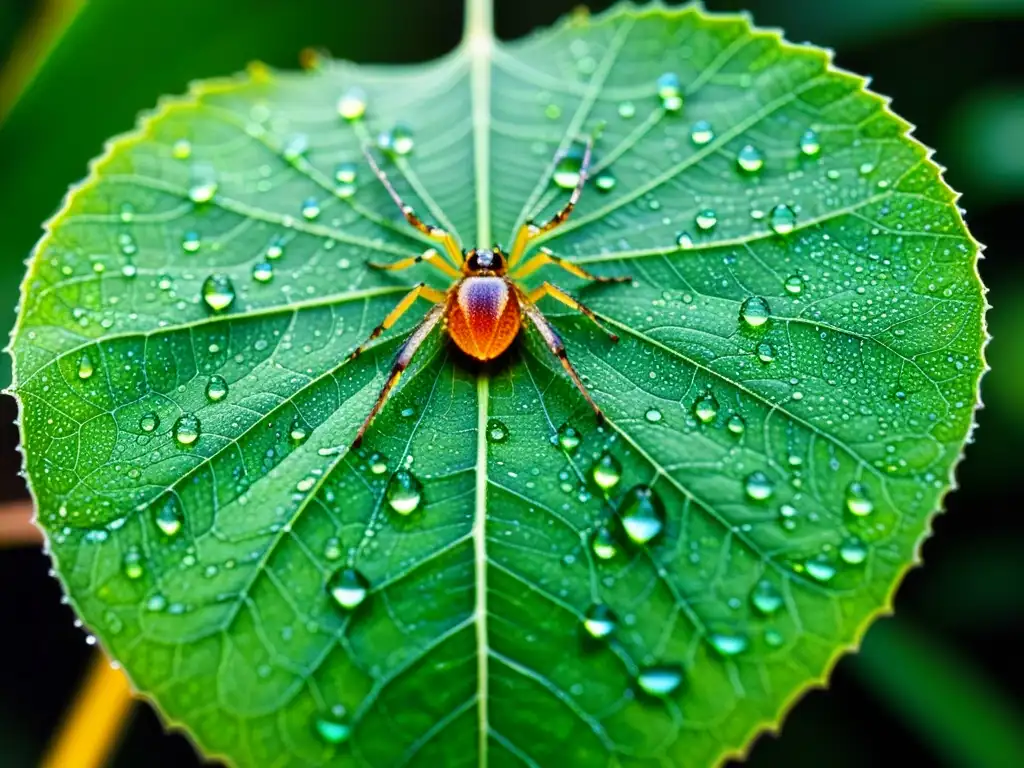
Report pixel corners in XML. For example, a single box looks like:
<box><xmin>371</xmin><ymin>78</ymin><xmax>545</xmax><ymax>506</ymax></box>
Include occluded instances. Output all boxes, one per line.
<box><xmin>68</xmin><ymin>55</ymin><xmax>910</xmax><ymax>747</ymax></box>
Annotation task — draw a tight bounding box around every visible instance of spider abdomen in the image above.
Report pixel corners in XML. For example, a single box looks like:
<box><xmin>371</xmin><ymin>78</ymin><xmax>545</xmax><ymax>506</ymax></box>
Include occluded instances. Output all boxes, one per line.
<box><xmin>448</xmin><ymin>277</ymin><xmax>521</xmax><ymax>361</ymax></box>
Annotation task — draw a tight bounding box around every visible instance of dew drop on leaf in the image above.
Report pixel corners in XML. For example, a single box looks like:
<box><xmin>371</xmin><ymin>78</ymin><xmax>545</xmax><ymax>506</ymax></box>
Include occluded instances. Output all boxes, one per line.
<box><xmin>337</xmin><ymin>87</ymin><xmax>367</xmax><ymax>121</ymax></box>
<box><xmin>77</xmin><ymin>352</ymin><xmax>94</xmax><ymax>380</ymax></box>
<box><xmin>689</xmin><ymin>119</ymin><xmax>714</xmax><ymax>145</ymax></box>
<box><xmin>205</xmin><ymin>375</ymin><xmax>228</xmax><ymax>402</ymax></box>
<box><xmin>290</xmin><ymin>418</ymin><xmax>308</xmax><ymax>442</ymax></box>
<box><xmin>314</xmin><ymin>714</ymin><xmax>352</xmax><ymax>745</ymax></box>
<box><xmin>301</xmin><ymin>197</ymin><xmax>321</xmax><ymax>220</ymax></box>
<box><xmin>590</xmin><ymin>526</ymin><xmax>618</xmax><ymax>560</ymax></box>
<box><xmin>327</xmin><ymin>567</ymin><xmax>369</xmax><ymax>610</ymax></box>
<box><xmin>799</xmin><ymin>129</ymin><xmax>821</xmax><ymax>156</ymax></box>
<box><xmin>726</xmin><ymin>414</ymin><xmax>746</xmax><ymax>435</ymax></box>
<box><xmin>845</xmin><ymin>481</ymin><xmax>874</xmax><ymax>516</ymax></box>
<box><xmin>744</xmin><ymin>471</ymin><xmax>774</xmax><ymax>501</ymax></box>
<box><xmin>656</xmin><ymin>72</ymin><xmax>683</xmax><ymax>112</ymax></box>
<box><xmin>187</xmin><ymin>171</ymin><xmax>217</xmax><ymax>204</ymax></box>
<box><xmin>556</xmin><ymin>423</ymin><xmax>582</xmax><ymax>452</ymax></box>
<box><xmin>617</xmin><ymin>101</ymin><xmax>636</xmax><ymax>119</ymax></box>
<box><xmin>283</xmin><ymin>133</ymin><xmax>309</xmax><ymax>162</ymax></box>
<box><xmin>736</xmin><ymin>144</ymin><xmax>764</xmax><ymax>173</ymax></box>
<box><xmin>804</xmin><ymin>555</ymin><xmax>837</xmax><ymax>583</ymax></box>
<box><xmin>139</xmin><ymin>412</ymin><xmax>159</xmax><ymax>433</ymax></box>
<box><xmin>637</xmin><ymin>664</ymin><xmax>683</xmax><ymax>697</ymax></box>
<box><xmin>709</xmin><ymin>631</ymin><xmax>749</xmax><ymax>656</ymax></box>
<box><xmin>173</xmin><ymin>413</ymin><xmax>201</xmax><ymax>446</ymax></box>
<box><xmin>265</xmin><ymin>235</ymin><xmax>285</xmax><ymax>260</ymax></box>
<box><xmin>122</xmin><ymin>548</ymin><xmax>144</xmax><ymax>580</ymax></box>
<box><xmin>201</xmin><ymin>274</ymin><xmax>236</xmax><ymax>312</ymax></box>
<box><xmin>252</xmin><ymin>261</ymin><xmax>274</xmax><ymax>283</ymax></box>
<box><xmin>750</xmin><ymin>580</ymin><xmax>783</xmax><ymax>615</ymax></box>
<box><xmin>695</xmin><ymin>208</ymin><xmax>718</xmax><ymax>231</ymax></box>
<box><xmin>582</xmin><ymin>603</ymin><xmax>617</xmax><ymax>639</ymax></box>
<box><xmin>784</xmin><ymin>274</ymin><xmax>803</xmax><ymax>295</ymax></box>
<box><xmin>181</xmin><ymin>230</ymin><xmax>201</xmax><ymax>253</ymax></box>
<box><xmin>692</xmin><ymin>392</ymin><xmax>718</xmax><ymax>423</ymax></box>
<box><xmin>591</xmin><ymin>451</ymin><xmax>622</xmax><ymax>491</ymax></box>
<box><xmin>840</xmin><ymin>536</ymin><xmax>869</xmax><ymax>565</ymax></box>
<box><xmin>390</xmin><ymin>124</ymin><xmax>415</xmax><ymax>155</ymax></box>
<box><xmin>756</xmin><ymin>341</ymin><xmax>775</xmax><ymax>363</ymax></box>
<box><xmin>171</xmin><ymin>138</ymin><xmax>191</xmax><ymax>160</ymax></box>
<box><xmin>676</xmin><ymin>231</ymin><xmax>694</xmax><ymax>249</ymax></box>
<box><xmin>486</xmin><ymin>418</ymin><xmax>509</xmax><ymax>444</ymax></box>
<box><xmin>367</xmin><ymin>452</ymin><xmax>388</xmax><ymax>474</ymax></box>
<box><xmin>769</xmin><ymin>204</ymin><xmax>796</xmax><ymax>235</ymax></box>
<box><xmin>594</xmin><ymin>169</ymin><xmax>616</xmax><ymax>192</ymax></box>
<box><xmin>739</xmin><ymin>296</ymin><xmax>771</xmax><ymax>327</ymax></box>
<box><xmin>154</xmin><ymin>495</ymin><xmax>183</xmax><ymax>537</ymax></box>
<box><xmin>618</xmin><ymin>485</ymin><xmax>665</xmax><ymax>544</ymax></box>
<box><xmin>553</xmin><ymin>148</ymin><xmax>583</xmax><ymax>189</ymax></box>
<box><xmin>644</xmin><ymin>408</ymin><xmax>662</xmax><ymax>423</ymax></box>
<box><xmin>385</xmin><ymin>470</ymin><xmax>423</xmax><ymax>515</ymax></box>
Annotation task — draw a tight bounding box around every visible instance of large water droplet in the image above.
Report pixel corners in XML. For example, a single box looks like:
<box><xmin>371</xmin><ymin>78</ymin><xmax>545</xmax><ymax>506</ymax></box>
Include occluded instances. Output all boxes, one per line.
<box><xmin>656</xmin><ymin>72</ymin><xmax>683</xmax><ymax>112</ymax></box>
<box><xmin>553</xmin><ymin>148</ymin><xmax>584</xmax><ymax>190</ymax></box>
<box><xmin>123</xmin><ymin>548</ymin><xmax>144</xmax><ymax>580</ymax></box>
<box><xmin>769</xmin><ymin>204</ymin><xmax>796</xmax><ymax>235</ymax></box>
<box><xmin>695</xmin><ymin>208</ymin><xmax>718</xmax><ymax>231</ymax></box>
<box><xmin>591</xmin><ymin>526</ymin><xmax>618</xmax><ymax>560</ymax></box>
<box><xmin>709</xmin><ymin>631</ymin><xmax>749</xmax><ymax>656</ymax></box>
<box><xmin>265</xmin><ymin>235</ymin><xmax>285</xmax><ymax>260</ymax></box>
<box><xmin>726</xmin><ymin>413</ymin><xmax>746</xmax><ymax>435</ymax></box>
<box><xmin>644</xmin><ymin>408</ymin><xmax>663</xmax><ymax>423</ymax></box>
<box><xmin>301</xmin><ymin>197</ymin><xmax>321</xmax><ymax>220</ymax></box>
<box><xmin>173</xmin><ymin>413</ymin><xmax>201</xmax><ymax>446</ymax></box>
<box><xmin>637</xmin><ymin>664</ymin><xmax>683</xmax><ymax>696</ymax></box>
<box><xmin>202</xmin><ymin>274</ymin><xmax>236</xmax><ymax>312</ymax></box>
<box><xmin>283</xmin><ymin>133</ymin><xmax>309</xmax><ymax>162</ymax></box>
<box><xmin>750</xmin><ymin>579</ymin><xmax>783</xmax><ymax>614</ymax></box>
<box><xmin>385</xmin><ymin>470</ymin><xmax>423</xmax><ymax>515</ymax></box>
<box><xmin>784</xmin><ymin>274</ymin><xmax>803</xmax><ymax>295</ymax></box>
<box><xmin>154</xmin><ymin>495</ymin><xmax>183</xmax><ymax>537</ymax></box>
<box><xmin>181</xmin><ymin>230</ymin><xmax>201</xmax><ymax>253</ymax></box>
<box><xmin>690</xmin><ymin>119</ymin><xmax>714</xmax><ymax>145</ymax></box>
<box><xmin>594</xmin><ymin>169</ymin><xmax>616</xmax><ymax>192</ymax></box>
<box><xmin>205</xmin><ymin>375</ymin><xmax>228</xmax><ymax>402</ymax></box>
<box><xmin>840</xmin><ymin>536</ymin><xmax>868</xmax><ymax>565</ymax></box>
<box><xmin>327</xmin><ymin>567</ymin><xmax>369</xmax><ymax>609</ymax></box>
<box><xmin>739</xmin><ymin>296</ymin><xmax>771</xmax><ymax>327</ymax></box>
<box><xmin>618</xmin><ymin>101</ymin><xmax>636</xmax><ymax>119</ymax></box>
<box><xmin>315</xmin><ymin>714</ymin><xmax>352</xmax><ymax>744</ymax></box>
<box><xmin>337</xmin><ymin>87</ymin><xmax>367</xmax><ymax>121</ymax></box>
<box><xmin>676</xmin><ymin>231</ymin><xmax>694</xmax><ymax>249</ymax></box>
<box><xmin>334</xmin><ymin>162</ymin><xmax>358</xmax><ymax>198</ymax></box>
<box><xmin>591</xmin><ymin>451</ymin><xmax>622</xmax><ymax>491</ymax></box>
<box><xmin>252</xmin><ymin>261</ymin><xmax>274</xmax><ymax>283</ymax></box>
<box><xmin>486</xmin><ymin>418</ymin><xmax>509</xmax><ymax>444</ymax></box>
<box><xmin>693</xmin><ymin>392</ymin><xmax>719</xmax><ymax>423</ymax></box>
<box><xmin>744</xmin><ymin>471</ymin><xmax>774</xmax><ymax>501</ymax></box>
<box><xmin>799</xmin><ymin>129</ymin><xmax>821</xmax><ymax>156</ymax></box>
<box><xmin>172</xmin><ymin>139</ymin><xmax>192</xmax><ymax>160</ymax></box>
<box><xmin>556</xmin><ymin>423</ymin><xmax>581</xmax><ymax>453</ymax></box>
<box><xmin>736</xmin><ymin>144</ymin><xmax>764</xmax><ymax>173</ymax></box>
<box><xmin>77</xmin><ymin>353</ymin><xmax>94</xmax><ymax>380</ymax></box>
<box><xmin>390</xmin><ymin>124</ymin><xmax>415</xmax><ymax>155</ymax></box>
<box><xmin>188</xmin><ymin>167</ymin><xmax>218</xmax><ymax>203</ymax></box>
<box><xmin>804</xmin><ymin>555</ymin><xmax>837</xmax><ymax>583</ymax></box>
<box><xmin>845</xmin><ymin>481</ymin><xmax>874</xmax><ymax>516</ymax></box>
<box><xmin>618</xmin><ymin>485</ymin><xmax>665</xmax><ymax>544</ymax></box>
<box><xmin>582</xmin><ymin>603</ymin><xmax>617</xmax><ymax>639</ymax></box>
<box><xmin>756</xmin><ymin>341</ymin><xmax>775</xmax><ymax>363</ymax></box>
<box><xmin>290</xmin><ymin>418</ymin><xmax>308</xmax><ymax>442</ymax></box>
<box><xmin>139</xmin><ymin>412</ymin><xmax>159</xmax><ymax>433</ymax></box>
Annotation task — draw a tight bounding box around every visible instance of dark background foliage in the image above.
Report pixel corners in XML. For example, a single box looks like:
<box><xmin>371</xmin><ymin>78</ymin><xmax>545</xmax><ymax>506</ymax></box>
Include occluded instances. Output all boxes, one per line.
<box><xmin>0</xmin><ymin>1</ymin><xmax>1021</xmax><ymax>765</ymax></box>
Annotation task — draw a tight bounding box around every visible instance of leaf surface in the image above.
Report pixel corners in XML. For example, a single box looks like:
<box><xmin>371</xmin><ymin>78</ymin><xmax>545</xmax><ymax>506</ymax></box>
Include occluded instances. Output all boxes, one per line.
<box><xmin>11</xmin><ymin>2</ymin><xmax>985</xmax><ymax>765</ymax></box>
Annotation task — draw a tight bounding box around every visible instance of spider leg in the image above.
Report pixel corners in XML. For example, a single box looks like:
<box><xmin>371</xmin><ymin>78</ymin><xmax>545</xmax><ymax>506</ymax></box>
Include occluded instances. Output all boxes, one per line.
<box><xmin>350</xmin><ymin>303</ymin><xmax>445</xmax><ymax>450</ymax></box>
<box><xmin>508</xmin><ymin>136</ymin><xmax>594</xmax><ymax>268</ymax></box>
<box><xmin>527</xmin><ymin>282</ymin><xmax>620</xmax><ymax>342</ymax></box>
<box><xmin>362</xmin><ymin>146</ymin><xmax>463</xmax><ymax>267</ymax></box>
<box><xmin>345</xmin><ymin>283</ymin><xmax>447</xmax><ymax>363</ymax></box>
<box><xmin>368</xmin><ymin>248</ymin><xmax>462</xmax><ymax>280</ymax></box>
<box><xmin>512</xmin><ymin>247</ymin><xmax>631</xmax><ymax>283</ymax></box>
<box><xmin>519</xmin><ymin>292</ymin><xmax>606</xmax><ymax>425</ymax></box>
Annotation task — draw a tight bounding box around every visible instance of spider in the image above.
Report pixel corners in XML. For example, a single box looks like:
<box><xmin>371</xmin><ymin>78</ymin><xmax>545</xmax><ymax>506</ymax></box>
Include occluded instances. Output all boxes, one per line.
<box><xmin>348</xmin><ymin>138</ymin><xmax>630</xmax><ymax>449</ymax></box>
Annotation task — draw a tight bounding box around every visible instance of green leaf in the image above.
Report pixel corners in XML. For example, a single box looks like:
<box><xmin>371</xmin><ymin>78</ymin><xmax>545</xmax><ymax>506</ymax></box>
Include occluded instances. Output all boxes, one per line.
<box><xmin>11</xmin><ymin>0</ymin><xmax>985</xmax><ymax>765</ymax></box>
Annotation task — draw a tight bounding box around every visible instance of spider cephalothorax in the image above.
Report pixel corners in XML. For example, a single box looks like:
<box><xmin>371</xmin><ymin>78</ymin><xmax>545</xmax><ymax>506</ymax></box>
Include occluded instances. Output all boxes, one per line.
<box><xmin>348</xmin><ymin>138</ymin><xmax>630</xmax><ymax>448</ymax></box>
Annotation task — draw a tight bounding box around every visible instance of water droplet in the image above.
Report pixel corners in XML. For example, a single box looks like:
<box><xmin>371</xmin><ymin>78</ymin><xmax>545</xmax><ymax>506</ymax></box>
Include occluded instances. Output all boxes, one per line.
<box><xmin>617</xmin><ymin>101</ymin><xmax>636</xmax><ymax>119</ymax></box>
<box><xmin>146</xmin><ymin>594</ymin><xmax>167</xmax><ymax>612</ymax></box>
<box><xmin>154</xmin><ymin>495</ymin><xmax>183</xmax><ymax>537</ymax></box>
<box><xmin>173</xmin><ymin>413</ymin><xmax>201</xmax><ymax>446</ymax></box>
<box><xmin>202</xmin><ymin>274</ymin><xmax>236</xmax><ymax>312</ymax></box>
<box><xmin>591</xmin><ymin>451</ymin><xmax>622</xmax><ymax>491</ymax></box>
<box><xmin>644</xmin><ymin>408</ymin><xmax>662</xmax><ymax>423</ymax></box>
<box><xmin>118</xmin><ymin>203</ymin><xmax>135</xmax><ymax>223</ymax></box>
<box><xmin>768</xmin><ymin>204</ymin><xmax>796</xmax><ymax>235</ymax></box>
<box><xmin>736</xmin><ymin>144</ymin><xmax>764</xmax><ymax>173</ymax></box>
<box><xmin>709</xmin><ymin>631</ymin><xmax>749</xmax><ymax>656</ymax></box>
<box><xmin>123</xmin><ymin>548</ymin><xmax>144</xmax><ymax>580</ymax></box>
<box><xmin>744</xmin><ymin>471</ymin><xmax>774</xmax><ymax>501</ymax></box>
<box><xmin>693</xmin><ymin>393</ymin><xmax>718</xmax><ymax>423</ymax></box>
<box><xmin>544</xmin><ymin>103</ymin><xmax>561</xmax><ymax>120</ymax></box>
<box><xmin>676</xmin><ymin>231</ymin><xmax>694</xmax><ymax>249</ymax></box>
<box><xmin>334</xmin><ymin>161</ymin><xmax>358</xmax><ymax>198</ymax></box>
<box><xmin>283</xmin><ymin>133</ymin><xmax>309</xmax><ymax>162</ymax></box>
<box><xmin>171</xmin><ymin>139</ymin><xmax>192</xmax><ymax>160</ymax></box>
<box><xmin>327</xmin><ymin>568</ymin><xmax>369</xmax><ymax>609</ymax></box>
<box><xmin>756</xmin><ymin>341</ymin><xmax>775</xmax><ymax>363</ymax></box>
<box><xmin>139</xmin><ymin>412</ymin><xmax>159</xmax><ymax>433</ymax></box>
<box><xmin>265</xmin><ymin>235</ymin><xmax>285</xmax><ymax>260</ymax></box>
<box><xmin>337</xmin><ymin>87</ymin><xmax>367</xmax><ymax>121</ymax></box>
<box><xmin>315</xmin><ymin>714</ymin><xmax>352</xmax><ymax>744</ymax></box>
<box><xmin>637</xmin><ymin>664</ymin><xmax>683</xmax><ymax>696</ymax></box>
<box><xmin>779</xmin><ymin>504</ymin><xmax>798</xmax><ymax>531</ymax></box>
<box><xmin>726</xmin><ymin>413</ymin><xmax>746</xmax><ymax>435</ymax></box>
<box><xmin>690</xmin><ymin>119</ymin><xmax>714</xmax><ymax>145</ymax></box>
<box><xmin>205</xmin><ymin>375</ymin><xmax>228</xmax><ymax>402</ymax></box>
<box><xmin>695</xmin><ymin>208</ymin><xmax>717</xmax><ymax>231</ymax></box>
<box><xmin>290</xmin><ymin>418</ymin><xmax>308</xmax><ymax>442</ymax></box>
<box><xmin>367</xmin><ymin>452</ymin><xmax>387</xmax><ymax>474</ymax></box>
<box><xmin>656</xmin><ymin>72</ymin><xmax>683</xmax><ymax>112</ymax></box>
<box><xmin>323</xmin><ymin>537</ymin><xmax>343</xmax><ymax>561</ymax></box>
<box><xmin>804</xmin><ymin>555</ymin><xmax>837</xmax><ymax>583</ymax></box>
<box><xmin>739</xmin><ymin>296</ymin><xmax>771</xmax><ymax>327</ymax></box>
<box><xmin>799</xmin><ymin>129</ymin><xmax>821</xmax><ymax>156</ymax></box>
<box><xmin>840</xmin><ymin>536</ymin><xmax>868</xmax><ymax>565</ymax></box>
<box><xmin>121</xmin><ymin>264</ymin><xmax>137</xmax><ymax>278</ymax></box>
<box><xmin>385</xmin><ymin>124</ymin><xmax>413</xmax><ymax>156</ymax></box>
<box><xmin>553</xmin><ymin>148</ymin><xmax>584</xmax><ymax>190</ymax></box>
<box><xmin>486</xmin><ymin>418</ymin><xmax>509</xmax><ymax>444</ymax></box>
<box><xmin>784</xmin><ymin>274</ymin><xmax>803</xmax><ymax>295</ymax></box>
<box><xmin>591</xmin><ymin>526</ymin><xmax>618</xmax><ymax>560</ymax></box>
<box><xmin>594</xmin><ymin>169</ymin><xmax>616</xmax><ymax>192</ymax></box>
<box><xmin>765</xmin><ymin>628</ymin><xmax>784</xmax><ymax>647</ymax></box>
<box><xmin>618</xmin><ymin>485</ymin><xmax>665</xmax><ymax>544</ymax></box>
<box><xmin>181</xmin><ymin>231</ymin><xmax>201</xmax><ymax>253</ymax></box>
<box><xmin>385</xmin><ymin>470</ymin><xmax>423</xmax><ymax>515</ymax></box>
<box><xmin>751</xmin><ymin>580</ymin><xmax>783</xmax><ymax>614</ymax></box>
<box><xmin>845</xmin><ymin>481</ymin><xmax>874</xmax><ymax>516</ymax></box>
<box><xmin>556</xmin><ymin>424</ymin><xmax>582</xmax><ymax>452</ymax></box>
<box><xmin>187</xmin><ymin>174</ymin><xmax>217</xmax><ymax>204</ymax></box>
<box><xmin>252</xmin><ymin>261</ymin><xmax>274</xmax><ymax>283</ymax></box>
<box><xmin>582</xmin><ymin>603</ymin><xmax>617</xmax><ymax>639</ymax></box>
<box><xmin>77</xmin><ymin>353</ymin><xmax>94</xmax><ymax>380</ymax></box>
<box><xmin>301</xmin><ymin>197</ymin><xmax>321</xmax><ymax>220</ymax></box>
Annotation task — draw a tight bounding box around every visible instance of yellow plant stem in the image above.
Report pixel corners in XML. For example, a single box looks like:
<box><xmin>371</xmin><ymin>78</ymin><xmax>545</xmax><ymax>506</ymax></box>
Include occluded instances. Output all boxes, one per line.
<box><xmin>43</xmin><ymin>653</ymin><xmax>135</xmax><ymax>768</ymax></box>
<box><xmin>0</xmin><ymin>500</ymin><xmax>41</xmax><ymax>548</ymax></box>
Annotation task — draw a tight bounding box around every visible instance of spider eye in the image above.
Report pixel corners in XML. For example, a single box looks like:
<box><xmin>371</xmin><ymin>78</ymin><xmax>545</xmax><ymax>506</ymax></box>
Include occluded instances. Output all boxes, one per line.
<box><xmin>472</xmin><ymin>249</ymin><xmax>496</xmax><ymax>270</ymax></box>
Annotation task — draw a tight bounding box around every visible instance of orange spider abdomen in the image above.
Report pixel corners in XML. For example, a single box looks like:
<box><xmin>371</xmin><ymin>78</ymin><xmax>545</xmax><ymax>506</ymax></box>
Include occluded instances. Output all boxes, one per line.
<box><xmin>447</xmin><ymin>277</ymin><xmax>521</xmax><ymax>361</ymax></box>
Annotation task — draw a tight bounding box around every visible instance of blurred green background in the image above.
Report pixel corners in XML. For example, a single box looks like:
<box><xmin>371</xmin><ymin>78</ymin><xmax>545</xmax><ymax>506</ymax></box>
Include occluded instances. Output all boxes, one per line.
<box><xmin>0</xmin><ymin>0</ymin><xmax>1021</xmax><ymax>766</ymax></box>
